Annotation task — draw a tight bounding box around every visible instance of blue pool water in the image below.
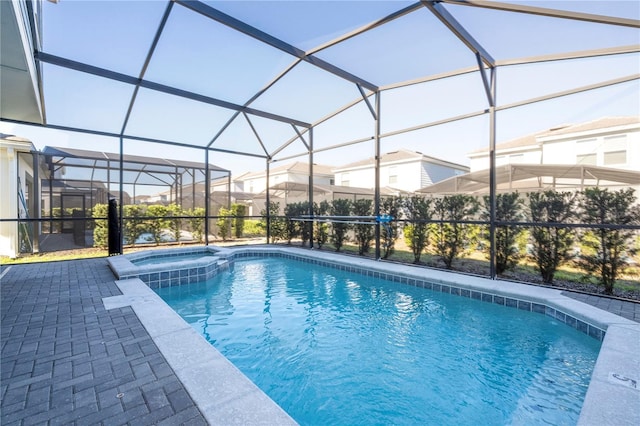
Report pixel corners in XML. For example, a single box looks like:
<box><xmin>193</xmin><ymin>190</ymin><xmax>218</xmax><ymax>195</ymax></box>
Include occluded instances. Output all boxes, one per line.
<box><xmin>156</xmin><ymin>257</ymin><xmax>601</xmax><ymax>426</ymax></box>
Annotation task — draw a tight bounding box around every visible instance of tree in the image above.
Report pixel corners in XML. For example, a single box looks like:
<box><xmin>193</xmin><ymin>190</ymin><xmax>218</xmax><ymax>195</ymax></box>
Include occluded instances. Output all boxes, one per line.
<box><xmin>352</xmin><ymin>199</ymin><xmax>374</xmax><ymax>255</ymax></box>
<box><xmin>380</xmin><ymin>196</ymin><xmax>403</xmax><ymax>259</ymax></box>
<box><xmin>482</xmin><ymin>192</ymin><xmax>525</xmax><ymax>274</ymax></box>
<box><xmin>402</xmin><ymin>195</ymin><xmax>433</xmax><ymax>264</ymax></box>
<box><xmin>528</xmin><ymin>190</ymin><xmax>576</xmax><ymax>284</ymax></box>
<box><xmin>433</xmin><ymin>194</ymin><xmax>479</xmax><ymax>269</ymax></box>
<box><xmin>330</xmin><ymin>198</ymin><xmax>352</xmax><ymax>252</ymax></box>
<box><xmin>578</xmin><ymin>188</ymin><xmax>640</xmax><ymax>295</ymax></box>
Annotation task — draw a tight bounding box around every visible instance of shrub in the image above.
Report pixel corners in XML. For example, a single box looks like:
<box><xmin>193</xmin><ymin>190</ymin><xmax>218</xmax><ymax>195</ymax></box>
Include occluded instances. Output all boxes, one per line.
<box><xmin>578</xmin><ymin>187</ymin><xmax>640</xmax><ymax>295</ymax></box>
<box><xmin>217</xmin><ymin>207</ymin><xmax>233</xmax><ymax>241</ymax></box>
<box><xmin>146</xmin><ymin>204</ymin><xmax>169</xmax><ymax>244</ymax></box>
<box><xmin>313</xmin><ymin>200</ymin><xmax>330</xmax><ymax>249</ymax></box>
<box><xmin>231</xmin><ymin>203</ymin><xmax>246</xmax><ymax>238</ymax></box>
<box><xmin>330</xmin><ymin>198</ymin><xmax>352</xmax><ymax>252</ymax></box>
<box><xmin>242</xmin><ymin>219</ymin><xmax>265</xmax><ymax>237</ymax></box>
<box><xmin>260</xmin><ymin>202</ymin><xmax>285</xmax><ymax>243</ymax></box>
<box><xmin>283</xmin><ymin>202</ymin><xmax>308</xmax><ymax>244</ymax></box>
<box><xmin>482</xmin><ymin>192</ymin><xmax>525</xmax><ymax>274</ymax></box>
<box><xmin>527</xmin><ymin>190</ymin><xmax>576</xmax><ymax>284</ymax></box>
<box><xmin>166</xmin><ymin>203</ymin><xmax>183</xmax><ymax>242</ymax></box>
<box><xmin>380</xmin><ymin>196</ymin><xmax>402</xmax><ymax>259</ymax></box>
<box><xmin>92</xmin><ymin>203</ymin><xmax>109</xmax><ymax>248</ymax></box>
<box><xmin>352</xmin><ymin>199</ymin><xmax>374</xmax><ymax>255</ymax></box>
<box><xmin>123</xmin><ymin>205</ymin><xmax>147</xmax><ymax>246</ymax></box>
<box><xmin>402</xmin><ymin>195</ymin><xmax>432</xmax><ymax>264</ymax></box>
<box><xmin>433</xmin><ymin>194</ymin><xmax>479</xmax><ymax>269</ymax></box>
<box><xmin>186</xmin><ymin>207</ymin><xmax>205</xmax><ymax>243</ymax></box>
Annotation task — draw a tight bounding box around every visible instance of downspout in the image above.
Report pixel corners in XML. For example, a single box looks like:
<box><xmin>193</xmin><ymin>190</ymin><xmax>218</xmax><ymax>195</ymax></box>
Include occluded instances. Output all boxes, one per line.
<box><xmin>205</xmin><ymin>150</ymin><xmax>210</xmax><ymax>245</ymax></box>
<box><xmin>308</xmin><ymin>127</ymin><xmax>314</xmax><ymax>248</ymax></box>
<box><xmin>266</xmin><ymin>159</ymin><xmax>271</xmax><ymax>244</ymax></box>
<box><xmin>488</xmin><ymin>69</ymin><xmax>497</xmax><ymax>279</ymax></box>
<box><xmin>374</xmin><ymin>91</ymin><xmax>381</xmax><ymax>260</ymax></box>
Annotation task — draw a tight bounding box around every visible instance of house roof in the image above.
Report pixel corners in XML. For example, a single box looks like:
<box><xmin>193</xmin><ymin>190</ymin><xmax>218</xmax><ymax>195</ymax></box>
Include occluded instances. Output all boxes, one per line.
<box><xmin>469</xmin><ymin>116</ymin><xmax>640</xmax><ymax>156</ymax></box>
<box><xmin>334</xmin><ymin>149</ymin><xmax>469</xmax><ymax>172</ymax></box>
<box><xmin>418</xmin><ymin>163</ymin><xmax>640</xmax><ymax>195</ymax></box>
<box><xmin>235</xmin><ymin>161</ymin><xmax>334</xmax><ymax>180</ymax></box>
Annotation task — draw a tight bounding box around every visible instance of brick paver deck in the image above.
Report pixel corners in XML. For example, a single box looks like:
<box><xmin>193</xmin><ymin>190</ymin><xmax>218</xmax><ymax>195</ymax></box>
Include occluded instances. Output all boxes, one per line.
<box><xmin>1</xmin><ymin>259</ymin><xmax>207</xmax><ymax>425</ymax></box>
<box><xmin>563</xmin><ymin>290</ymin><xmax>640</xmax><ymax>322</ymax></box>
<box><xmin>1</xmin><ymin>258</ymin><xmax>638</xmax><ymax>425</ymax></box>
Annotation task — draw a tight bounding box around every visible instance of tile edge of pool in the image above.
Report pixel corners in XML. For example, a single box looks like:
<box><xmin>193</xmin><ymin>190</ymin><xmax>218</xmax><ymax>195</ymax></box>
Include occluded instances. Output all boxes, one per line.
<box><xmin>106</xmin><ymin>245</ymin><xmax>640</xmax><ymax>426</ymax></box>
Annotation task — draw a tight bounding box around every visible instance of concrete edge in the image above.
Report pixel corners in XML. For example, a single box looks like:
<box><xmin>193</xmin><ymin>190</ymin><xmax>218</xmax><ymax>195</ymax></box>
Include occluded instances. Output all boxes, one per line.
<box><xmin>102</xmin><ymin>278</ymin><xmax>297</xmax><ymax>426</ymax></box>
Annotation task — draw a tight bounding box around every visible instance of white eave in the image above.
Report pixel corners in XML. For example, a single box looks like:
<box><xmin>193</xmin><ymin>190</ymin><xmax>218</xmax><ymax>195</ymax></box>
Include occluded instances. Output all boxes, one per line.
<box><xmin>0</xmin><ymin>0</ymin><xmax>44</xmax><ymax>124</ymax></box>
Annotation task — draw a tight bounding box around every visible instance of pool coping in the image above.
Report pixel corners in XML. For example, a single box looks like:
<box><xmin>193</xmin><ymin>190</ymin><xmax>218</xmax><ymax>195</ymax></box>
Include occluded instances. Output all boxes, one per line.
<box><xmin>105</xmin><ymin>245</ymin><xmax>640</xmax><ymax>426</ymax></box>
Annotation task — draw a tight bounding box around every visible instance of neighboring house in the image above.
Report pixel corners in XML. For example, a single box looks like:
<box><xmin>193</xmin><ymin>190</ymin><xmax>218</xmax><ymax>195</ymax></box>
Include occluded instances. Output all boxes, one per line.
<box><xmin>333</xmin><ymin>149</ymin><xmax>469</xmax><ymax>193</ymax></box>
<box><xmin>421</xmin><ymin>116</ymin><xmax>640</xmax><ymax>195</ymax></box>
<box><xmin>468</xmin><ymin>116</ymin><xmax>640</xmax><ymax>172</ymax></box>
<box><xmin>233</xmin><ymin>161</ymin><xmax>335</xmax><ymax>194</ymax></box>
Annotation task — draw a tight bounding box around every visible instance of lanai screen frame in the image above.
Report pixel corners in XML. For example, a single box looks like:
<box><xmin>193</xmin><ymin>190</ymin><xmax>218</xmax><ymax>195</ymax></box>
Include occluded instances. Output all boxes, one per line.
<box><xmin>3</xmin><ymin>0</ymin><xmax>639</xmax><ymax>276</ymax></box>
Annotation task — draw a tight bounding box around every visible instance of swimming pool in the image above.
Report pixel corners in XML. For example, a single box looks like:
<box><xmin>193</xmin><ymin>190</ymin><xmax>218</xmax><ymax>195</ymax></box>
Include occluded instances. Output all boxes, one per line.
<box><xmin>157</xmin><ymin>256</ymin><xmax>600</xmax><ymax>425</ymax></box>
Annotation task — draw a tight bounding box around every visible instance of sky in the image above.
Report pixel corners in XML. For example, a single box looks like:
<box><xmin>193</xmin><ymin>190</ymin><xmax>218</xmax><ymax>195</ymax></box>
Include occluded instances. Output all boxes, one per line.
<box><xmin>2</xmin><ymin>0</ymin><xmax>639</xmax><ymax>188</ymax></box>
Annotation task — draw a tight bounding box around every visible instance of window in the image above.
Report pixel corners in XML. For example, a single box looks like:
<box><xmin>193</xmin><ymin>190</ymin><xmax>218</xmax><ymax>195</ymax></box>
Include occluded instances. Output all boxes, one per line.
<box><xmin>603</xmin><ymin>135</ymin><xmax>627</xmax><ymax>165</ymax></box>
<box><xmin>388</xmin><ymin>166</ymin><xmax>397</xmax><ymax>185</ymax></box>
<box><xmin>604</xmin><ymin>150</ymin><xmax>626</xmax><ymax>165</ymax></box>
<box><xmin>576</xmin><ymin>153</ymin><xmax>597</xmax><ymax>165</ymax></box>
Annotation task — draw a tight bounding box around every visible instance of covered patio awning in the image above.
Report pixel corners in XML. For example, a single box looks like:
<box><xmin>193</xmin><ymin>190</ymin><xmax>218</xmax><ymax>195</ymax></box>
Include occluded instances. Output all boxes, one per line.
<box><xmin>418</xmin><ymin>164</ymin><xmax>640</xmax><ymax>195</ymax></box>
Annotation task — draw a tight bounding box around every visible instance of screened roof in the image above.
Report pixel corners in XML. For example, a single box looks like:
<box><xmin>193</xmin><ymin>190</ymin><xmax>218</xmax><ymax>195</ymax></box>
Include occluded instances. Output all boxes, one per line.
<box><xmin>42</xmin><ymin>145</ymin><xmax>229</xmax><ymax>187</ymax></box>
<box><xmin>1</xmin><ymin>1</ymin><xmax>638</xmax><ymax>177</ymax></box>
<box><xmin>419</xmin><ymin>163</ymin><xmax>640</xmax><ymax>195</ymax></box>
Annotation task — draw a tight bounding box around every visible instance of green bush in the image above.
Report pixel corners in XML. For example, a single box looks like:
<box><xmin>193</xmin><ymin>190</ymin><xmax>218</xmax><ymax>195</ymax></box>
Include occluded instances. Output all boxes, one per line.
<box><xmin>186</xmin><ymin>207</ymin><xmax>205</xmax><ymax>242</ymax></box>
<box><xmin>217</xmin><ymin>207</ymin><xmax>233</xmax><ymax>241</ymax></box>
<box><xmin>242</xmin><ymin>219</ymin><xmax>265</xmax><ymax>237</ymax></box>
<box><xmin>352</xmin><ymin>199</ymin><xmax>374</xmax><ymax>255</ymax></box>
<box><xmin>260</xmin><ymin>201</ymin><xmax>285</xmax><ymax>243</ymax></box>
<box><xmin>146</xmin><ymin>205</ymin><xmax>169</xmax><ymax>244</ymax></box>
<box><xmin>433</xmin><ymin>194</ymin><xmax>479</xmax><ymax>269</ymax></box>
<box><xmin>166</xmin><ymin>203</ymin><xmax>183</xmax><ymax>242</ymax></box>
<box><xmin>231</xmin><ymin>203</ymin><xmax>246</xmax><ymax>238</ymax></box>
<box><xmin>313</xmin><ymin>200</ymin><xmax>330</xmax><ymax>249</ymax></box>
<box><xmin>330</xmin><ymin>198</ymin><xmax>352</xmax><ymax>252</ymax></box>
<box><xmin>482</xmin><ymin>192</ymin><xmax>525</xmax><ymax>274</ymax></box>
<box><xmin>123</xmin><ymin>205</ymin><xmax>147</xmax><ymax>246</ymax></box>
<box><xmin>380</xmin><ymin>196</ymin><xmax>402</xmax><ymax>259</ymax></box>
<box><xmin>402</xmin><ymin>195</ymin><xmax>433</xmax><ymax>264</ymax></box>
<box><xmin>527</xmin><ymin>190</ymin><xmax>576</xmax><ymax>284</ymax></box>
<box><xmin>92</xmin><ymin>203</ymin><xmax>109</xmax><ymax>248</ymax></box>
<box><xmin>578</xmin><ymin>187</ymin><xmax>640</xmax><ymax>295</ymax></box>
